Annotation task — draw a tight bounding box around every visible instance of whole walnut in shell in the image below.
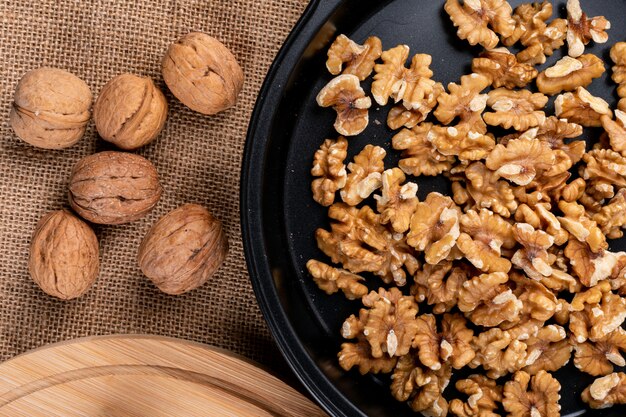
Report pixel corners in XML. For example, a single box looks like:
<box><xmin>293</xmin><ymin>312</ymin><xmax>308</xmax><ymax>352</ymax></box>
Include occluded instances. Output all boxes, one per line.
<box><xmin>10</xmin><ymin>67</ymin><xmax>92</xmax><ymax>149</ymax></box>
<box><xmin>138</xmin><ymin>204</ymin><xmax>229</xmax><ymax>295</ymax></box>
<box><xmin>68</xmin><ymin>151</ymin><xmax>162</xmax><ymax>224</ymax></box>
<box><xmin>29</xmin><ymin>210</ymin><xmax>99</xmax><ymax>300</ymax></box>
<box><xmin>93</xmin><ymin>74</ymin><xmax>168</xmax><ymax>150</ymax></box>
<box><xmin>162</xmin><ymin>32</ymin><xmax>243</xmax><ymax>115</ymax></box>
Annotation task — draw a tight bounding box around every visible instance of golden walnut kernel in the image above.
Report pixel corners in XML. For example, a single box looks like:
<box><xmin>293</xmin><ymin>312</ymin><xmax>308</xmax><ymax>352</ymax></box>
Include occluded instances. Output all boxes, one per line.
<box><xmin>470</xmin><ymin>328</ymin><xmax>527</xmax><ymax>379</ymax></box>
<box><xmin>374</xmin><ymin>168</ymin><xmax>418</xmax><ymax>233</ymax></box>
<box><xmin>511</xmin><ymin>223</ymin><xmax>555</xmax><ymax>281</ymax></box>
<box><xmin>523</xmin><ymin>325</ymin><xmax>572</xmax><ymax>375</ymax></box>
<box><xmin>486</xmin><ymin>137</ymin><xmax>554</xmax><ymax>186</ymax></box>
<box><xmin>68</xmin><ymin>151</ymin><xmax>162</xmax><ymax>225</ymax></box>
<box><xmin>162</xmin><ymin>32</ymin><xmax>243</xmax><ymax>115</ymax></box>
<box><xmin>412</xmin><ymin>262</ymin><xmax>466</xmax><ymax>314</ymax></box>
<box><xmin>391</xmin><ymin>123</ymin><xmax>455</xmax><ymax>176</ymax></box>
<box><xmin>611</xmin><ymin>42</ymin><xmax>626</xmax><ymax>104</ymax></box>
<box><xmin>537</xmin><ymin>54</ymin><xmax>605</xmax><ymax>96</ymax></box>
<box><xmin>582</xmin><ymin>372</ymin><xmax>626</xmax><ymax>409</ymax></box>
<box><xmin>515</xmin><ymin>203</ymin><xmax>568</xmax><ymax>247</ymax></box>
<box><xmin>574</xmin><ymin>327</ymin><xmax>626</xmax><ymax>376</ymax></box>
<box><xmin>503</xmin><ymin>370</ymin><xmax>561</xmax><ymax>417</ymax></box>
<box><xmin>93</xmin><ymin>73</ymin><xmax>168</xmax><ymax>150</ymax></box>
<box><xmin>305</xmin><ymin>259</ymin><xmax>367</xmax><ymax>300</ymax></box>
<box><xmin>138</xmin><ymin>204</ymin><xmax>228</xmax><ymax>295</ymax></box>
<box><xmin>10</xmin><ymin>67</ymin><xmax>91</xmax><ymax>149</ymax></box>
<box><xmin>458</xmin><ymin>272</ymin><xmax>522</xmax><ymax>327</ymax></box>
<box><xmin>326</xmin><ymin>35</ymin><xmax>382</xmax><ymax>81</ymax></box>
<box><xmin>471</xmin><ymin>48</ymin><xmax>538</xmax><ymax>89</ymax></box>
<box><xmin>29</xmin><ymin>210</ymin><xmax>99</xmax><ymax>300</ymax></box>
<box><xmin>594</xmin><ymin>189</ymin><xmax>626</xmax><ymax>239</ymax></box>
<box><xmin>566</xmin><ymin>0</ymin><xmax>611</xmax><ymax>58</ymax></box>
<box><xmin>317</xmin><ymin>74</ymin><xmax>372</xmax><ymax>136</ymax></box>
<box><xmin>444</xmin><ymin>0</ymin><xmax>515</xmax><ymax>49</ymax></box>
<box><xmin>449</xmin><ymin>375</ymin><xmax>502</xmax><ymax>417</ymax></box>
<box><xmin>601</xmin><ymin>110</ymin><xmax>626</xmax><ymax>156</ymax></box>
<box><xmin>555</xmin><ymin>87</ymin><xmax>612</xmax><ymax>127</ymax></box>
<box><xmin>435</xmin><ymin>73</ymin><xmax>490</xmax><ymax>134</ymax></box>
<box><xmin>558</xmin><ymin>200</ymin><xmax>607</xmax><ymax>254</ymax></box>
<box><xmin>429</xmin><ymin>124</ymin><xmax>496</xmax><ymax>162</ymax></box>
<box><xmin>341</xmin><ymin>144</ymin><xmax>386</xmax><ymax>205</ymax></box>
<box><xmin>311</xmin><ymin>136</ymin><xmax>348</xmax><ymax>207</ymax></box>
<box><xmin>484</xmin><ymin>88</ymin><xmax>548</xmax><ymax>131</ymax></box>
<box><xmin>522</xmin><ymin>116</ymin><xmax>585</xmax><ymax>164</ymax></box>
<box><xmin>454</xmin><ymin>162</ymin><xmax>518</xmax><ymax>218</ymax></box>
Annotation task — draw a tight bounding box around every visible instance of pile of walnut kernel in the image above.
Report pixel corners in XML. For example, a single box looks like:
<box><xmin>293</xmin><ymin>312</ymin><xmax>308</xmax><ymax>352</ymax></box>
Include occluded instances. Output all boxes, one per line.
<box><xmin>308</xmin><ymin>0</ymin><xmax>626</xmax><ymax>415</ymax></box>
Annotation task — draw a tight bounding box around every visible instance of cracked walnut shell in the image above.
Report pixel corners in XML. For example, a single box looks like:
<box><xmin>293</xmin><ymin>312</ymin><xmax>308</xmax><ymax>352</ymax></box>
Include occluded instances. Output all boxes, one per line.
<box><xmin>10</xmin><ymin>67</ymin><xmax>92</xmax><ymax>149</ymax></box>
<box><xmin>162</xmin><ymin>32</ymin><xmax>243</xmax><ymax>115</ymax></box>
<box><xmin>326</xmin><ymin>35</ymin><xmax>382</xmax><ymax>81</ymax></box>
<box><xmin>68</xmin><ymin>151</ymin><xmax>162</xmax><ymax>225</ymax></box>
<box><xmin>138</xmin><ymin>204</ymin><xmax>228</xmax><ymax>295</ymax></box>
<box><xmin>93</xmin><ymin>74</ymin><xmax>168</xmax><ymax>150</ymax></box>
<box><xmin>311</xmin><ymin>136</ymin><xmax>348</xmax><ymax>207</ymax></box>
<box><xmin>444</xmin><ymin>0</ymin><xmax>515</xmax><ymax>49</ymax></box>
<box><xmin>317</xmin><ymin>74</ymin><xmax>372</xmax><ymax>136</ymax></box>
<box><xmin>484</xmin><ymin>88</ymin><xmax>548</xmax><ymax>131</ymax></box>
<box><xmin>582</xmin><ymin>372</ymin><xmax>626</xmax><ymax>409</ymax></box>
<box><xmin>536</xmin><ymin>55</ymin><xmax>605</xmax><ymax>96</ymax></box>
<box><xmin>29</xmin><ymin>210</ymin><xmax>99</xmax><ymax>300</ymax></box>
<box><xmin>503</xmin><ymin>370</ymin><xmax>561</xmax><ymax>417</ymax></box>
<box><xmin>566</xmin><ymin>0</ymin><xmax>611</xmax><ymax>58</ymax></box>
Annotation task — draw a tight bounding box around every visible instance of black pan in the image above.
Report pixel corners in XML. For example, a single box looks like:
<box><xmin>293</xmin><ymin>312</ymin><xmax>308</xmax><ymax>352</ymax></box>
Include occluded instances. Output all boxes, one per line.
<box><xmin>241</xmin><ymin>0</ymin><xmax>626</xmax><ymax>416</ymax></box>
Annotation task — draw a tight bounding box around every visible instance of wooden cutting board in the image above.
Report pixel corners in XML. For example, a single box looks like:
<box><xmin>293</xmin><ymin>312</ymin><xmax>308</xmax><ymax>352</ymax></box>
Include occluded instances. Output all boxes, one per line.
<box><xmin>0</xmin><ymin>335</ymin><xmax>327</xmax><ymax>416</ymax></box>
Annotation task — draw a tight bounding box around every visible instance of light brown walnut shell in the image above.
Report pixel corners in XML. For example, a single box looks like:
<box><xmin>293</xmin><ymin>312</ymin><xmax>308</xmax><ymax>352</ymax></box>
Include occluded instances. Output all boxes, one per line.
<box><xmin>68</xmin><ymin>151</ymin><xmax>162</xmax><ymax>225</ymax></box>
<box><xmin>29</xmin><ymin>210</ymin><xmax>99</xmax><ymax>300</ymax></box>
<box><xmin>94</xmin><ymin>73</ymin><xmax>168</xmax><ymax>150</ymax></box>
<box><xmin>138</xmin><ymin>204</ymin><xmax>228</xmax><ymax>295</ymax></box>
<box><xmin>10</xmin><ymin>67</ymin><xmax>92</xmax><ymax>149</ymax></box>
<box><xmin>162</xmin><ymin>32</ymin><xmax>243</xmax><ymax>115</ymax></box>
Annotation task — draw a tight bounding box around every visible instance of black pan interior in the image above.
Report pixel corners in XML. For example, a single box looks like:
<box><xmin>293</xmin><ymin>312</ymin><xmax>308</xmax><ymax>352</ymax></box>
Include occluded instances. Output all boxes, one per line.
<box><xmin>242</xmin><ymin>0</ymin><xmax>626</xmax><ymax>416</ymax></box>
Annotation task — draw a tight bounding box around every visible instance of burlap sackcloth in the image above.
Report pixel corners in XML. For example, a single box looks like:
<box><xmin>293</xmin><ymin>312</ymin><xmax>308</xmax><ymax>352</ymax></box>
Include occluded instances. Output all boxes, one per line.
<box><xmin>0</xmin><ymin>0</ymin><xmax>309</xmax><ymax>370</ymax></box>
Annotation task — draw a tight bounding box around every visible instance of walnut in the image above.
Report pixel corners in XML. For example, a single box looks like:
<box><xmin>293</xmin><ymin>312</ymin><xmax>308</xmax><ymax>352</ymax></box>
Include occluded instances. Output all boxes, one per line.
<box><xmin>435</xmin><ymin>73</ymin><xmax>491</xmax><ymax>134</ymax></box>
<box><xmin>471</xmin><ymin>328</ymin><xmax>527</xmax><ymax>379</ymax></box>
<box><xmin>611</xmin><ymin>42</ymin><xmax>626</xmax><ymax>101</ymax></box>
<box><xmin>601</xmin><ymin>110</ymin><xmax>626</xmax><ymax>157</ymax></box>
<box><xmin>412</xmin><ymin>262</ymin><xmax>466</xmax><ymax>314</ymax></box>
<box><xmin>555</xmin><ymin>87</ymin><xmax>612</xmax><ymax>127</ymax></box>
<box><xmin>316</xmin><ymin>74</ymin><xmax>372</xmax><ymax>136</ymax></box>
<box><xmin>511</xmin><ymin>223</ymin><xmax>554</xmax><ymax>281</ymax></box>
<box><xmin>472</xmin><ymin>48</ymin><xmax>538</xmax><ymax>89</ymax></box>
<box><xmin>523</xmin><ymin>325</ymin><xmax>571</xmax><ymax>375</ymax></box>
<box><xmin>560</xmin><ymin>178</ymin><xmax>587</xmax><ymax>202</ymax></box>
<box><xmin>407</xmin><ymin>192</ymin><xmax>461</xmax><ymax>265</ymax></box>
<box><xmin>162</xmin><ymin>32</ymin><xmax>243</xmax><ymax>115</ymax></box>
<box><xmin>457</xmin><ymin>209</ymin><xmax>514</xmax><ymax>273</ymax></box>
<box><xmin>316</xmin><ymin>204</ymin><xmax>418</xmax><ymax>286</ymax></box>
<box><xmin>29</xmin><ymin>210</ymin><xmax>99</xmax><ymax>300</ymax></box>
<box><xmin>503</xmin><ymin>370</ymin><xmax>561</xmax><ymax>417</ymax></box>
<box><xmin>593</xmin><ymin>189</ymin><xmax>626</xmax><ymax>239</ymax></box>
<box><xmin>374</xmin><ymin>168</ymin><xmax>418</xmax><ymax>233</ymax></box>
<box><xmin>569</xmin><ymin>281</ymin><xmax>626</xmax><ymax>342</ymax></box>
<box><xmin>428</xmin><ymin>124</ymin><xmax>496</xmax><ymax>162</ymax></box>
<box><xmin>311</xmin><ymin>136</ymin><xmax>348</xmax><ymax>207</ymax></box>
<box><xmin>581</xmin><ymin>372</ymin><xmax>626</xmax><ymax>409</ymax></box>
<box><xmin>449</xmin><ymin>375</ymin><xmax>502</xmax><ymax>417</ymax></box>
<box><xmin>558</xmin><ymin>200</ymin><xmax>607</xmax><ymax>254</ymax></box>
<box><xmin>458</xmin><ymin>272</ymin><xmax>522</xmax><ymax>327</ymax></box>
<box><xmin>484</xmin><ymin>88</ymin><xmax>548</xmax><ymax>131</ymax></box>
<box><xmin>372</xmin><ymin>46</ymin><xmax>443</xmax><ymax>116</ymax></box>
<box><xmin>305</xmin><ymin>259</ymin><xmax>367</xmax><ymax>300</ymax></box>
<box><xmin>486</xmin><ymin>138</ymin><xmax>554</xmax><ymax>186</ymax></box>
<box><xmin>326</xmin><ymin>35</ymin><xmax>382</xmax><ymax>81</ymax></box>
<box><xmin>341</xmin><ymin>144</ymin><xmax>386</xmax><ymax>205</ymax></box>
<box><xmin>68</xmin><ymin>151</ymin><xmax>162</xmax><ymax>225</ymax></box>
<box><xmin>566</xmin><ymin>0</ymin><xmax>611</xmax><ymax>58</ymax></box>
<box><xmin>386</xmin><ymin>91</ymin><xmax>442</xmax><ymax>131</ymax></box>
<box><xmin>412</xmin><ymin>313</ymin><xmax>475</xmax><ymax>371</ymax></box>
<box><xmin>536</xmin><ymin>54</ymin><xmax>605</xmax><ymax>96</ymax></box>
<box><xmin>444</xmin><ymin>0</ymin><xmax>515</xmax><ymax>49</ymax></box>
<box><xmin>391</xmin><ymin>355</ymin><xmax>451</xmax><ymax>416</ymax></box>
<box><xmin>138</xmin><ymin>204</ymin><xmax>228</xmax><ymax>295</ymax></box>
<box><xmin>581</xmin><ymin>149</ymin><xmax>626</xmax><ymax>203</ymax></box>
<box><xmin>574</xmin><ymin>328</ymin><xmax>626</xmax><ymax>376</ymax></box>
<box><xmin>510</xmin><ymin>272</ymin><xmax>558</xmax><ymax>323</ymax></box>
<box><xmin>515</xmin><ymin>203</ymin><xmax>567</xmax><ymax>246</ymax></box>
<box><xmin>520</xmin><ymin>116</ymin><xmax>585</xmax><ymax>165</ymax></box>
<box><xmin>455</xmin><ymin>162</ymin><xmax>518</xmax><ymax>218</ymax></box>
<box><xmin>503</xmin><ymin>1</ymin><xmax>567</xmax><ymax>66</ymax></box>
<box><xmin>10</xmin><ymin>67</ymin><xmax>92</xmax><ymax>149</ymax></box>
<box><xmin>564</xmin><ymin>240</ymin><xmax>616</xmax><ymax>288</ymax></box>
<box><xmin>93</xmin><ymin>74</ymin><xmax>168</xmax><ymax>150</ymax></box>
<box><xmin>392</xmin><ymin>124</ymin><xmax>455</xmax><ymax>176</ymax></box>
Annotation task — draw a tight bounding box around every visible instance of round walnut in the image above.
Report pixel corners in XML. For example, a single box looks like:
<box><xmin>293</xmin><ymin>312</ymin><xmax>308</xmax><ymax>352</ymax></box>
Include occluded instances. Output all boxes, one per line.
<box><xmin>94</xmin><ymin>74</ymin><xmax>168</xmax><ymax>150</ymax></box>
<box><xmin>68</xmin><ymin>151</ymin><xmax>162</xmax><ymax>224</ymax></box>
<box><xmin>10</xmin><ymin>67</ymin><xmax>92</xmax><ymax>149</ymax></box>
<box><xmin>162</xmin><ymin>32</ymin><xmax>244</xmax><ymax>115</ymax></box>
<box><xmin>29</xmin><ymin>210</ymin><xmax>99</xmax><ymax>300</ymax></box>
<box><xmin>138</xmin><ymin>204</ymin><xmax>229</xmax><ymax>295</ymax></box>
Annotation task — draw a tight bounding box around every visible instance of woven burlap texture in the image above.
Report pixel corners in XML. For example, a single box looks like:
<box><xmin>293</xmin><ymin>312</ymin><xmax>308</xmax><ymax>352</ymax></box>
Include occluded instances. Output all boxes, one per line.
<box><xmin>0</xmin><ymin>0</ymin><xmax>309</xmax><ymax>366</ymax></box>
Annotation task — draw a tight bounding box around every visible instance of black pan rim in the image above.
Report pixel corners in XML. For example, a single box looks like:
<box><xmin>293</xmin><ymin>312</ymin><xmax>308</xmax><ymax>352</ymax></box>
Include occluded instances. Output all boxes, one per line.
<box><xmin>240</xmin><ymin>1</ymin><xmax>357</xmax><ymax>416</ymax></box>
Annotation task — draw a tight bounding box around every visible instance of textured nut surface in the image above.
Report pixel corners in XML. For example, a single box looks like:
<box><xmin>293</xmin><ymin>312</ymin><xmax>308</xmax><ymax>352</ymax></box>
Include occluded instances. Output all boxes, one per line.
<box><xmin>29</xmin><ymin>210</ymin><xmax>99</xmax><ymax>300</ymax></box>
<box><xmin>326</xmin><ymin>35</ymin><xmax>382</xmax><ymax>81</ymax></box>
<box><xmin>162</xmin><ymin>32</ymin><xmax>243</xmax><ymax>115</ymax></box>
<box><xmin>138</xmin><ymin>204</ymin><xmax>228</xmax><ymax>295</ymax></box>
<box><xmin>537</xmin><ymin>54</ymin><xmax>605</xmax><ymax>96</ymax></box>
<box><xmin>317</xmin><ymin>74</ymin><xmax>372</xmax><ymax>136</ymax></box>
<box><xmin>68</xmin><ymin>151</ymin><xmax>162</xmax><ymax>224</ymax></box>
<box><xmin>94</xmin><ymin>73</ymin><xmax>168</xmax><ymax>150</ymax></box>
<box><xmin>10</xmin><ymin>67</ymin><xmax>92</xmax><ymax>149</ymax></box>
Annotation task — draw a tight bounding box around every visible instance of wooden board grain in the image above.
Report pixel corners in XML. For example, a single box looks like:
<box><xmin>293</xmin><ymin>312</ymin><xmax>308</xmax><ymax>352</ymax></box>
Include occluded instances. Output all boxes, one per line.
<box><xmin>0</xmin><ymin>335</ymin><xmax>327</xmax><ymax>417</ymax></box>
